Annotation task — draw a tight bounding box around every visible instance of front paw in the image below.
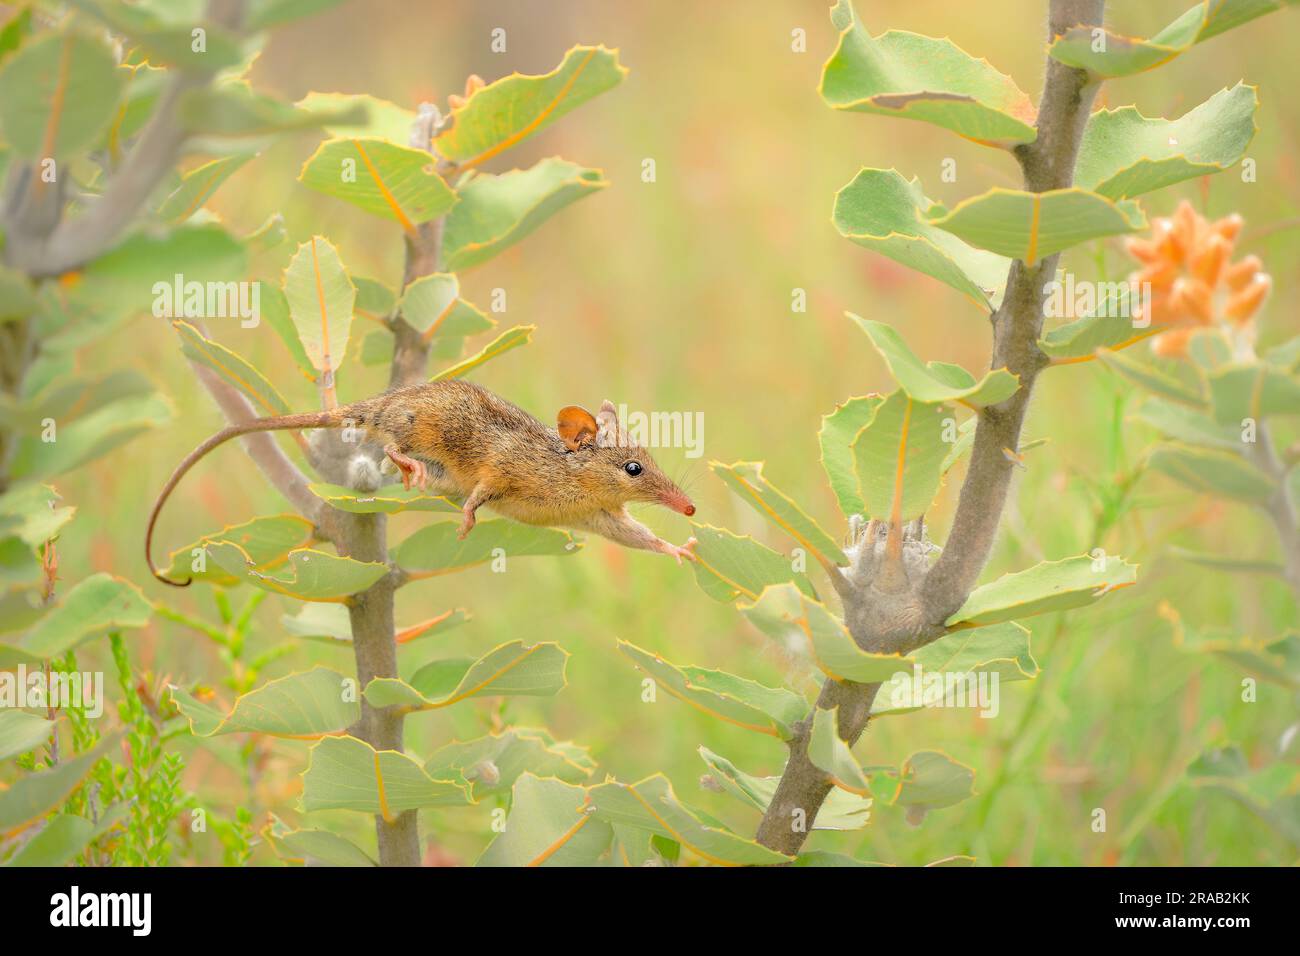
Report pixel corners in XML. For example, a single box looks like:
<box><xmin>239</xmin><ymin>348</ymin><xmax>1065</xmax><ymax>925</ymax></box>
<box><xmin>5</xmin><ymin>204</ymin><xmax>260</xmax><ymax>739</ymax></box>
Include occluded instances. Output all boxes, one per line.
<box><xmin>457</xmin><ymin>515</ymin><xmax>476</xmax><ymax>540</ymax></box>
<box><xmin>665</xmin><ymin>536</ymin><xmax>698</xmax><ymax>566</ymax></box>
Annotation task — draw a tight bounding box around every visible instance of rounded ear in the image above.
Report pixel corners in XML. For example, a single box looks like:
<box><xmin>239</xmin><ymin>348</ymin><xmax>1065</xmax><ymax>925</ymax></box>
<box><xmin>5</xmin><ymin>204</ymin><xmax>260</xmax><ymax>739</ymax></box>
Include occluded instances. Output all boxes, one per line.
<box><xmin>595</xmin><ymin>400</ymin><xmax>619</xmax><ymax>447</ymax></box>
<box><xmin>556</xmin><ymin>405</ymin><xmax>598</xmax><ymax>451</ymax></box>
<box><xmin>595</xmin><ymin>403</ymin><xmax>621</xmax><ymax>450</ymax></box>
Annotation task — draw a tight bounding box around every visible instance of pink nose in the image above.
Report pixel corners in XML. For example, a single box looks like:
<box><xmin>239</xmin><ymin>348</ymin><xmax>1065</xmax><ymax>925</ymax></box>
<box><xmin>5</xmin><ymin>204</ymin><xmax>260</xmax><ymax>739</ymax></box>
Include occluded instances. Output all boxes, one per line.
<box><xmin>684</xmin><ymin>504</ymin><xmax>696</xmax><ymax>517</ymax></box>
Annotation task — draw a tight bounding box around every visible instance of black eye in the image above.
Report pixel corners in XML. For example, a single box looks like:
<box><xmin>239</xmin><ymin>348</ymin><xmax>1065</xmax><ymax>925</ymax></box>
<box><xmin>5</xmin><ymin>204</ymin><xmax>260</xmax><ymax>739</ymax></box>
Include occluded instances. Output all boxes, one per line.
<box><xmin>623</xmin><ymin>461</ymin><xmax>643</xmax><ymax>477</ymax></box>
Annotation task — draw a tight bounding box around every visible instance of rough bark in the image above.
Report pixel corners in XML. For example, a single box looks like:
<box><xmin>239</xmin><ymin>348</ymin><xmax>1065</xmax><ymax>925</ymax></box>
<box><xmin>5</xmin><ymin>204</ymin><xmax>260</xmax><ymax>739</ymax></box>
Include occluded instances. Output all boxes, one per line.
<box><xmin>755</xmin><ymin>0</ymin><xmax>1107</xmax><ymax>858</ymax></box>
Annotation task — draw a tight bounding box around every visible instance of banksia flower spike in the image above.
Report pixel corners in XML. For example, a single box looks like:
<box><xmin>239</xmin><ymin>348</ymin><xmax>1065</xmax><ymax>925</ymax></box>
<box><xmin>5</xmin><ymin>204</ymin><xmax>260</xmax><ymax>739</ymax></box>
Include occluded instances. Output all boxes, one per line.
<box><xmin>1126</xmin><ymin>200</ymin><xmax>1270</xmax><ymax>360</ymax></box>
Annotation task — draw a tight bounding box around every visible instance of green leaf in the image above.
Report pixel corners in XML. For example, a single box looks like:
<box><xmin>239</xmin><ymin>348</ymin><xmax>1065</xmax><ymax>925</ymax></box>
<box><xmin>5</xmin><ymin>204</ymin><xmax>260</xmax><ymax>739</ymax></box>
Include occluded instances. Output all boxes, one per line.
<box><xmin>7</xmin><ymin>804</ymin><xmax>127</xmax><ymax>866</ymax></box>
<box><xmin>0</xmin><ymin>7</ymin><xmax>33</xmax><ymax>63</ymax></box>
<box><xmin>852</xmin><ymin>390</ymin><xmax>951</xmax><ymax>524</ymax></box>
<box><xmin>262</xmin><ymin>815</ymin><xmax>375</xmax><ymax>866</ymax></box>
<box><xmin>872</xmin><ymin>750</ymin><xmax>975</xmax><ymax>810</ymax></box>
<box><xmin>1135</xmin><ymin>398</ymin><xmax>1243</xmax><ymax>451</ymax></box>
<box><xmin>0</xmin><ymin>483</ymin><xmax>75</xmax><ymax>547</ymax></box>
<box><xmin>0</xmin><ymin>32</ymin><xmax>125</xmax><ymax>158</ymax></box>
<box><xmin>0</xmin><ymin>710</ymin><xmax>54</xmax><ymax>761</ymax></box>
<box><xmin>929</xmin><ymin>187</ymin><xmax>1147</xmax><ymax>264</ymax></box>
<box><xmin>710</xmin><ymin>461</ymin><xmax>847</xmax><ymax>567</ymax></box>
<box><xmin>282</xmin><ymin>236</ymin><xmax>355</xmax><ymax>378</ymax></box>
<box><xmin>294</xmin><ymin>91</ymin><xmax>414</xmax><ymax>142</ymax></box>
<box><xmin>833</xmin><ymin>169</ymin><xmax>1009</xmax><ymax>308</ymax></box>
<box><xmin>2</xmin><ymin>574</ymin><xmax>150</xmax><ymax>664</ymax></box>
<box><xmin>1049</xmin><ymin>1</ymin><xmax>1298</xmax><ymax>78</ymax></box>
<box><xmin>71</xmin><ymin>0</ymin><xmax>247</xmax><ymax>71</ymax></box>
<box><xmin>617</xmin><ymin>639</ymin><xmax>807</xmax><ymax>739</ymax></box>
<box><xmin>808</xmin><ymin>707</ymin><xmax>872</xmax><ymax>795</ymax></box>
<box><xmin>180</xmin><ymin>80</ymin><xmax>366</xmax><ymax>137</ymax></box>
<box><xmin>392</xmin><ymin>519</ymin><xmax>579</xmax><ymax>575</ymax></box>
<box><xmin>1096</xmin><ymin>348</ymin><xmax>1207</xmax><ymax>406</ymax></box>
<box><xmin>435</xmin><ymin>45</ymin><xmax>627</xmax><ymax>165</ymax></box>
<box><xmin>430</xmin><ymin>324</ymin><xmax>533</xmax><ymax>381</ymax></box>
<box><xmin>246</xmin><ymin>211</ymin><xmax>285</xmax><ymax>250</ymax></box>
<box><xmin>161</xmin><ymin>514</ymin><xmax>316</xmax><ymax>587</ymax></box>
<box><xmin>799</xmin><ymin>593</ymin><xmax>912</xmax><ymax>682</ymax></box>
<box><xmin>205</xmin><ymin>542</ymin><xmax>387</xmax><ymax>601</ymax></box>
<box><xmin>850</xmin><ymin>315</ymin><xmax>1019</xmax><ymax>406</ymax></box>
<box><xmin>300</xmin><ymin>735</ymin><xmax>472</xmax><ymax>814</ymax></box>
<box><xmin>0</xmin><ymin>589</ymin><xmax>46</xmax><ymax>636</ymax></box>
<box><xmin>1173</xmin><ymin>617</ymin><xmax>1300</xmax><ymax>687</ymax></box>
<box><xmin>174</xmin><ymin>320</ymin><xmax>291</xmax><ymax>417</ymax></box>
<box><xmin>364</xmin><ymin>640</ymin><xmax>569</xmax><ymax>710</ymax></box>
<box><xmin>387</xmin><ymin>274</ymin><xmax>493</xmax><ymax>361</ymax></box>
<box><xmin>1264</xmin><ymin>336</ymin><xmax>1300</xmax><ymax>373</ymax></box>
<box><xmin>1187</xmin><ymin>329</ymin><xmax>1235</xmax><ymax>371</ymax></box>
<box><xmin>3</xmin><ymin>811</ymin><xmax>113</xmax><ymax>867</ymax></box>
<box><xmin>396</xmin><ymin>272</ymin><xmax>459</xmax><ymax>333</ymax></box>
<box><xmin>432</xmin><ymin>303</ymin><xmax>495</xmax><ymax>360</ymax></box>
<box><xmin>0</xmin><ymin>539</ymin><xmax>40</xmax><ymax>590</ymax></box>
<box><xmin>170</xmin><ymin>666</ymin><xmax>358</xmax><ymax>737</ymax></box>
<box><xmin>443</xmin><ymin>158</ymin><xmax>607</xmax><ymax>271</ymax></box>
<box><xmin>9</xmin><ymin>392</ymin><xmax>172</xmax><ymax>482</ymax></box>
<box><xmin>1207</xmin><ymin>363</ymin><xmax>1300</xmax><ymax>425</ymax></box>
<box><xmin>476</xmin><ymin>774</ymin><xmax>612</xmax><ymax>867</ymax></box>
<box><xmin>428</xmin><ymin>729</ymin><xmax>596</xmax><ymax>798</ymax></box>
<box><xmin>396</xmin><ymin>273</ymin><xmax>493</xmax><ymax>357</ymax></box>
<box><xmin>281</xmin><ymin>602</ymin><xmax>468</xmax><ymax>646</ymax></box>
<box><xmin>940</xmin><ymin>417</ymin><xmax>978</xmax><ymax>472</ymax></box>
<box><xmin>588</xmin><ymin>774</ymin><xmax>792</xmax><ymax>866</ymax></box>
<box><xmin>15</xmin><ymin>370</ymin><xmax>153</xmax><ymax>428</ymax></box>
<box><xmin>947</xmin><ymin>554</ymin><xmax>1138</xmax><ymax>628</ymax></box>
<box><xmin>820</xmin><ymin>0</ymin><xmax>1036</xmax><ymax>145</ymax></box>
<box><xmin>259</xmin><ymin>284</ymin><xmax>318</xmax><ymax>384</ymax></box>
<box><xmin>0</xmin><ymin>734</ymin><xmax>117</xmax><ymax>832</ymax></box>
<box><xmin>248</xmin><ymin>0</ymin><xmax>350</xmax><ymax>32</ymax></box>
<box><xmin>743</xmin><ymin>586</ymin><xmax>911</xmax><ymax>683</ymax></box>
<box><xmin>298</xmin><ymin>137</ymin><xmax>456</xmax><ymax>228</ymax></box>
<box><xmin>158</xmin><ymin>153</ymin><xmax>254</xmax><ymax>222</ymax></box>
<box><xmin>914</xmin><ymin>621</ymin><xmax>1036</xmax><ymax>678</ymax></box>
<box><xmin>873</xmin><ymin>622</ymin><xmax>1037</xmax><ymax>716</ymax></box>
<box><xmin>1038</xmin><ymin>287</ymin><xmax>1146</xmax><ymax>360</ymax></box>
<box><xmin>1148</xmin><ymin>443</ymin><xmax>1276</xmax><ymax>503</ymax></box>
<box><xmin>281</xmin><ymin>603</ymin><xmax>355</xmax><ymax>643</ymax></box>
<box><xmin>1076</xmin><ymin>84</ymin><xmax>1258</xmax><ymax>199</ymax></box>
<box><xmin>308</xmin><ymin>482</ymin><xmax>460</xmax><ymax>515</ymax></box>
<box><xmin>820</xmin><ymin>395</ymin><xmax>883</xmax><ymax>519</ymax></box>
<box><xmin>353</xmin><ymin>276</ymin><xmax>396</xmax><ymax>317</ymax></box>
<box><xmin>610</xmin><ymin>824</ymin><xmax>662</xmax><ymax>867</ymax></box>
<box><xmin>688</xmin><ymin>523</ymin><xmax>816</xmax><ymax>604</ymax></box>
<box><xmin>698</xmin><ymin>747</ymin><xmax>873</xmax><ymax>830</ymax></box>
<box><xmin>1185</xmin><ymin>745</ymin><xmax>1300</xmax><ymax>844</ymax></box>
<box><xmin>102</xmin><ymin>61</ymin><xmax>166</xmax><ymax>146</ymax></box>
<box><xmin>83</xmin><ymin>223</ymin><xmax>247</xmax><ymax>301</ymax></box>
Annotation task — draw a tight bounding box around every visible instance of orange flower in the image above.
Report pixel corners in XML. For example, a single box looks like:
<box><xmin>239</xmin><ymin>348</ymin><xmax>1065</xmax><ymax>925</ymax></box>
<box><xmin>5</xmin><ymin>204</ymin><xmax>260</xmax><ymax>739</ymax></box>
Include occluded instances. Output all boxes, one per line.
<box><xmin>1125</xmin><ymin>201</ymin><xmax>1269</xmax><ymax>359</ymax></box>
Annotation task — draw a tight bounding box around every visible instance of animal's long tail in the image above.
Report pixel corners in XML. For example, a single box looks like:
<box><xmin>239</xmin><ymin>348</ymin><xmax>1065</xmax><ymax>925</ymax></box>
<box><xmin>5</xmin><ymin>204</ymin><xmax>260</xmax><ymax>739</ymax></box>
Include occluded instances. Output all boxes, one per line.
<box><xmin>146</xmin><ymin>411</ymin><xmax>340</xmax><ymax>587</ymax></box>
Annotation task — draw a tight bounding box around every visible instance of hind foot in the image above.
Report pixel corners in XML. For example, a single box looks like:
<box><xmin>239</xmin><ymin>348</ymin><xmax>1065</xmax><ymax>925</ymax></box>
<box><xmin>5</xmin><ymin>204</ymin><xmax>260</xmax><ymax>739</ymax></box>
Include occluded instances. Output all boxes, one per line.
<box><xmin>384</xmin><ymin>445</ymin><xmax>428</xmax><ymax>491</ymax></box>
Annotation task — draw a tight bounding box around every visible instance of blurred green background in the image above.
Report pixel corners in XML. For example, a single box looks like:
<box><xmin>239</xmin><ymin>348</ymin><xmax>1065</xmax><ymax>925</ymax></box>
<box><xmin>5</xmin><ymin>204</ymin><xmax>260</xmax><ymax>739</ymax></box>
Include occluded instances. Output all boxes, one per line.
<box><xmin>55</xmin><ymin>0</ymin><xmax>1300</xmax><ymax>864</ymax></box>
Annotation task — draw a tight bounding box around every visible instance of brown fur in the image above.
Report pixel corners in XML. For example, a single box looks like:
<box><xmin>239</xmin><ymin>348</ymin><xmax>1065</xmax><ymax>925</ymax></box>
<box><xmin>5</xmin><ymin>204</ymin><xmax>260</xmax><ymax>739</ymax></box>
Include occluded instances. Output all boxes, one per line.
<box><xmin>146</xmin><ymin>380</ymin><xmax>695</xmax><ymax>586</ymax></box>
